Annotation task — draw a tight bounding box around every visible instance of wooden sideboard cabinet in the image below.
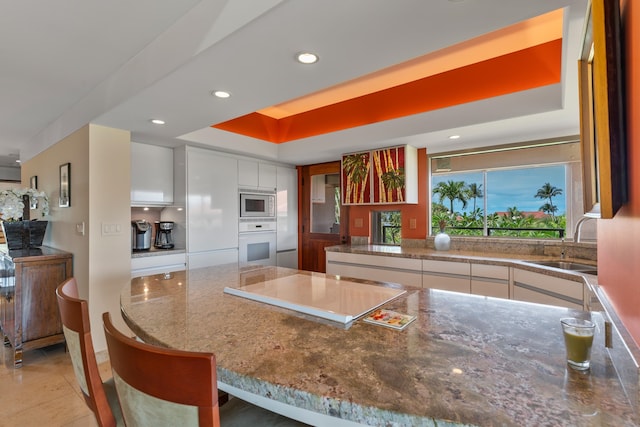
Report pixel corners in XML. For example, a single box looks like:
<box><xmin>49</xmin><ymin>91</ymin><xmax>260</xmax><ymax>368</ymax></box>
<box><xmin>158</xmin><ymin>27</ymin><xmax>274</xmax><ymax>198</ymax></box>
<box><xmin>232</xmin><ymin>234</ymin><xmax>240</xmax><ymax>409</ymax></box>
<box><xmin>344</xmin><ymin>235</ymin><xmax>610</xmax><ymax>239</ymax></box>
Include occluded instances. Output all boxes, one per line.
<box><xmin>0</xmin><ymin>246</ymin><xmax>72</xmax><ymax>367</ymax></box>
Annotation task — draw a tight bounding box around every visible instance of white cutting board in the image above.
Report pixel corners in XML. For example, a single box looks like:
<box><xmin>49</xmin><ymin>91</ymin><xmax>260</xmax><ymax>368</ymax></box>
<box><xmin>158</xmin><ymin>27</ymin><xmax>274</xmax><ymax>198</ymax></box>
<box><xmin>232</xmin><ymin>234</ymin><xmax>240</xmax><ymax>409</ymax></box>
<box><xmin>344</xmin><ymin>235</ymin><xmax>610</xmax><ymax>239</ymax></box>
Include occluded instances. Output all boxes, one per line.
<box><xmin>224</xmin><ymin>274</ymin><xmax>405</xmax><ymax>324</ymax></box>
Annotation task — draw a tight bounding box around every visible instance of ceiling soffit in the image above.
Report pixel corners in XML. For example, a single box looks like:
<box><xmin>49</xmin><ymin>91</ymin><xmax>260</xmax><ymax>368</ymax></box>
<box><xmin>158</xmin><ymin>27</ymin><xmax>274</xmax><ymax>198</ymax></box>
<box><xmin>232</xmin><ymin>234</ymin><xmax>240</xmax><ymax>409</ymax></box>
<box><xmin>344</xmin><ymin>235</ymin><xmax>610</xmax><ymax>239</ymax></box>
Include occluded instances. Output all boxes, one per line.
<box><xmin>212</xmin><ymin>9</ymin><xmax>564</xmax><ymax>144</ymax></box>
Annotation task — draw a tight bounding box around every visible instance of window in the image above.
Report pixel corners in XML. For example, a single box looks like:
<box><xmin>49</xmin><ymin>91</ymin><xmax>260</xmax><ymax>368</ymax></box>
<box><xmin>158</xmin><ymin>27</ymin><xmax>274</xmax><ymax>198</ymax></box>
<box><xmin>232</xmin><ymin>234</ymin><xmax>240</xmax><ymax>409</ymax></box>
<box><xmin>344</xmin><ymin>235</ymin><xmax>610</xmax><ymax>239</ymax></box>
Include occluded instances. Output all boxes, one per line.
<box><xmin>372</xmin><ymin>211</ymin><xmax>401</xmax><ymax>245</ymax></box>
<box><xmin>311</xmin><ymin>173</ymin><xmax>341</xmax><ymax>234</ymax></box>
<box><xmin>430</xmin><ymin>139</ymin><xmax>581</xmax><ymax>239</ymax></box>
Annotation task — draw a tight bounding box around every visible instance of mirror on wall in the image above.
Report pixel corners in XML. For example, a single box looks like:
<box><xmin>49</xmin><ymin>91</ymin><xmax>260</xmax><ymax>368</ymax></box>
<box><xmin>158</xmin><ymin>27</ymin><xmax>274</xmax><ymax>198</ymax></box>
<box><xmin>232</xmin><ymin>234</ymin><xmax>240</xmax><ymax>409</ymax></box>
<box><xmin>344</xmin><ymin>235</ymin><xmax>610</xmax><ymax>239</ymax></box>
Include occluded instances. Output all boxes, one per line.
<box><xmin>578</xmin><ymin>0</ymin><xmax>627</xmax><ymax>219</ymax></box>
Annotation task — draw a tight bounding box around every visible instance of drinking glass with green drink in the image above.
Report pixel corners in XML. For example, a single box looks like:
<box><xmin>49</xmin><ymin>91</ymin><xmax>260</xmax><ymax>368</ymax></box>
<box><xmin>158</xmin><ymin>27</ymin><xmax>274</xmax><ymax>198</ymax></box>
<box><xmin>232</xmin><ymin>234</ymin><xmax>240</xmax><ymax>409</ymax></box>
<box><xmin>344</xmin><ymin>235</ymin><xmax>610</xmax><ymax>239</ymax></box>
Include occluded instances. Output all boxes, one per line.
<box><xmin>561</xmin><ymin>318</ymin><xmax>595</xmax><ymax>371</ymax></box>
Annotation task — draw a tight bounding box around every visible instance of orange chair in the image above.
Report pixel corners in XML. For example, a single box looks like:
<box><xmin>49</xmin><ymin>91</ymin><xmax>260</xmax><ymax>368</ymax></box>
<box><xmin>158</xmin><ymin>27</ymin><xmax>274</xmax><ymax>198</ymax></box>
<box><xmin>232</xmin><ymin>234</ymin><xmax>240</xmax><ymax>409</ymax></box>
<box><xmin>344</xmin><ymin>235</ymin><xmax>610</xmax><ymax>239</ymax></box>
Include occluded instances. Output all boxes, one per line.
<box><xmin>56</xmin><ymin>278</ymin><xmax>123</xmax><ymax>427</ymax></box>
<box><xmin>102</xmin><ymin>312</ymin><xmax>308</xmax><ymax>427</ymax></box>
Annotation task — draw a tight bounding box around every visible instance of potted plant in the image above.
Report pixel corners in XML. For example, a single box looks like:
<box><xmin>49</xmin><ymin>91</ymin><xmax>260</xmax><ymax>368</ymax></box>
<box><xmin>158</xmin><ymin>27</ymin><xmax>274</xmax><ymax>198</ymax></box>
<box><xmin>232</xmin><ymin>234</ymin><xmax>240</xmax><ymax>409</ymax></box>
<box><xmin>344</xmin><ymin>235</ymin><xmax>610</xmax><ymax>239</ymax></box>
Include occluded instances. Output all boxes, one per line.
<box><xmin>0</xmin><ymin>188</ymin><xmax>50</xmax><ymax>250</ymax></box>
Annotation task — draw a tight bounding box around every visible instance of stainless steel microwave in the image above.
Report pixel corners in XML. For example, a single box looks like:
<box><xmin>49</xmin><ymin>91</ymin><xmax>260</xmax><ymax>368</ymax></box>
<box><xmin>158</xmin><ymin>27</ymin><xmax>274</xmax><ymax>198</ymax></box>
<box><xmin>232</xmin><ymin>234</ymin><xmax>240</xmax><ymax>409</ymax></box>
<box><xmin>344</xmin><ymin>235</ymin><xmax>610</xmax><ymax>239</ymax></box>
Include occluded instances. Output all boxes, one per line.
<box><xmin>239</xmin><ymin>191</ymin><xmax>275</xmax><ymax>218</ymax></box>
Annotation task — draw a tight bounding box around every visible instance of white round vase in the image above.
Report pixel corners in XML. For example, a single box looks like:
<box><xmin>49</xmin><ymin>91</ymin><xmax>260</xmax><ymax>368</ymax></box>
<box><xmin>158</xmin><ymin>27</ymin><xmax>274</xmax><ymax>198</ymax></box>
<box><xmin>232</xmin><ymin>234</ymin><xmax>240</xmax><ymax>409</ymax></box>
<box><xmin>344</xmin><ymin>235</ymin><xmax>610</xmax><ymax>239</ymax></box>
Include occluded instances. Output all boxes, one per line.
<box><xmin>434</xmin><ymin>232</ymin><xmax>451</xmax><ymax>251</ymax></box>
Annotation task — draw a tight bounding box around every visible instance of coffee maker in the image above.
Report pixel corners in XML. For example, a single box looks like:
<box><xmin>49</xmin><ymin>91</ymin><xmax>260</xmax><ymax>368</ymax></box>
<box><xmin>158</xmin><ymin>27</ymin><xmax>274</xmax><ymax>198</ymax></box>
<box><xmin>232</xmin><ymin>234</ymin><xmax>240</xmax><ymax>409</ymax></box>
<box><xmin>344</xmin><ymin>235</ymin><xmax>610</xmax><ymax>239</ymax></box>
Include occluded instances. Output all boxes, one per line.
<box><xmin>154</xmin><ymin>221</ymin><xmax>175</xmax><ymax>249</ymax></box>
<box><xmin>131</xmin><ymin>220</ymin><xmax>152</xmax><ymax>251</ymax></box>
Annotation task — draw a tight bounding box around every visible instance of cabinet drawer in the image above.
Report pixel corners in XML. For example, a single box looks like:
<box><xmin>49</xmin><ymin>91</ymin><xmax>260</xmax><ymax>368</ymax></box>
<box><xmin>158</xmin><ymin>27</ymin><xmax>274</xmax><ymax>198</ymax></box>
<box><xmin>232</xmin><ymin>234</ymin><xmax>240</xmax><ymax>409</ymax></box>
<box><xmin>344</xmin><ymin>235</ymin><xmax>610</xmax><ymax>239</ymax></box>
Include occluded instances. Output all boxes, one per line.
<box><xmin>327</xmin><ymin>252</ymin><xmax>421</xmax><ymax>271</ymax></box>
<box><xmin>513</xmin><ymin>269</ymin><xmax>583</xmax><ymax>300</ymax></box>
<box><xmin>471</xmin><ymin>264</ymin><xmax>509</xmax><ymax>281</ymax></box>
<box><xmin>513</xmin><ymin>268</ymin><xmax>584</xmax><ymax>309</ymax></box>
<box><xmin>472</xmin><ymin>280</ymin><xmax>509</xmax><ymax>299</ymax></box>
<box><xmin>328</xmin><ymin>262</ymin><xmax>422</xmax><ymax>287</ymax></box>
<box><xmin>422</xmin><ymin>259</ymin><xmax>470</xmax><ymax>276</ymax></box>
<box><xmin>326</xmin><ymin>252</ymin><xmax>422</xmax><ymax>288</ymax></box>
<box><xmin>131</xmin><ymin>253</ymin><xmax>186</xmax><ymax>271</ymax></box>
<box><xmin>471</xmin><ymin>264</ymin><xmax>509</xmax><ymax>298</ymax></box>
<box><xmin>513</xmin><ymin>286</ymin><xmax>583</xmax><ymax>310</ymax></box>
<box><xmin>423</xmin><ymin>273</ymin><xmax>470</xmax><ymax>293</ymax></box>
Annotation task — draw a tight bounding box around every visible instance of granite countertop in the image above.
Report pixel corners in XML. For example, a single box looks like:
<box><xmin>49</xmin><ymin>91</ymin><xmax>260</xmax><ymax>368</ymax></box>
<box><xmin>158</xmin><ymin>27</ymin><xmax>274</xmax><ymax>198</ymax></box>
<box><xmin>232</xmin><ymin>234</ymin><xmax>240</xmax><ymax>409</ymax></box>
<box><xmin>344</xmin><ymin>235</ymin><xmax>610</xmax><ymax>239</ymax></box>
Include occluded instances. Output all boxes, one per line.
<box><xmin>120</xmin><ymin>264</ymin><xmax>637</xmax><ymax>427</ymax></box>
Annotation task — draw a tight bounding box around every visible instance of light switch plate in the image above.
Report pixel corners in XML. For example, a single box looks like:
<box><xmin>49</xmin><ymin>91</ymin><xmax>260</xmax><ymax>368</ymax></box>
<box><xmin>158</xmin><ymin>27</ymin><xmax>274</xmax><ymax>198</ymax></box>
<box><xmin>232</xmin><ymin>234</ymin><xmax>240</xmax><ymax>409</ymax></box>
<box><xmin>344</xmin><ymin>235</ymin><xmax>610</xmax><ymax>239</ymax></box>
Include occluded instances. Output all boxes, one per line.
<box><xmin>102</xmin><ymin>223</ymin><xmax>122</xmax><ymax>236</ymax></box>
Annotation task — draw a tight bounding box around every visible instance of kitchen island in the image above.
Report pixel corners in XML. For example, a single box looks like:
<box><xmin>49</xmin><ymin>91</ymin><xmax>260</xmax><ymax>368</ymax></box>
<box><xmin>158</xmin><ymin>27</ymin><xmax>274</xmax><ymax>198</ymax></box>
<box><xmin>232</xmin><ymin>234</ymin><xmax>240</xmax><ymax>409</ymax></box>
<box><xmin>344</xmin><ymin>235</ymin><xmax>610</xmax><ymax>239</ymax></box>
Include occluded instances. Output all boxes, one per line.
<box><xmin>121</xmin><ymin>264</ymin><xmax>637</xmax><ymax>426</ymax></box>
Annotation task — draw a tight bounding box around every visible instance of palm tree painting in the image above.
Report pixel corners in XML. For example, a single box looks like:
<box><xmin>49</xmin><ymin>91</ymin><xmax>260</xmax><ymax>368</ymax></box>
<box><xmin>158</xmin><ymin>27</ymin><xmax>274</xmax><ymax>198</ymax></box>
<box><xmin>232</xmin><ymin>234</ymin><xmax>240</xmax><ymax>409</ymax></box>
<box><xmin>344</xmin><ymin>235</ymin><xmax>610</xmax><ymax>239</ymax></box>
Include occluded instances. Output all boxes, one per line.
<box><xmin>342</xmin><ymin>152</ymin><xmax>371</xmax><ymax>204</ymax></box>
<box><xmin>373</xmin><ymin>147</ymin><xmax>406</xmax><ymax>203</ymax></box>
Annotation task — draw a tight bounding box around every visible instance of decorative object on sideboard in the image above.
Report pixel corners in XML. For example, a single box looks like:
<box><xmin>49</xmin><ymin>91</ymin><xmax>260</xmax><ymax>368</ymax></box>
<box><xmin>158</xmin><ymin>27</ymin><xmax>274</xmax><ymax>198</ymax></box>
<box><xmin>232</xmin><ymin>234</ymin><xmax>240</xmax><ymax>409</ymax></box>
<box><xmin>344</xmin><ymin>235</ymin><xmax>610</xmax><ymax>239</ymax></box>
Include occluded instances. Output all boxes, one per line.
<box><xmin>59</xmin><ymin>162</ymin><xmax>71</xmax><ymax>208</ymax></box>
<box><xmin>434</xmin><ymin>219</ymin><xmax>451</xmax><ymax>251</ymax></box>
<box><xmin>0</xmin><ymin>188</ymin><xmax>50</xmax><ymax>250</ymax></box>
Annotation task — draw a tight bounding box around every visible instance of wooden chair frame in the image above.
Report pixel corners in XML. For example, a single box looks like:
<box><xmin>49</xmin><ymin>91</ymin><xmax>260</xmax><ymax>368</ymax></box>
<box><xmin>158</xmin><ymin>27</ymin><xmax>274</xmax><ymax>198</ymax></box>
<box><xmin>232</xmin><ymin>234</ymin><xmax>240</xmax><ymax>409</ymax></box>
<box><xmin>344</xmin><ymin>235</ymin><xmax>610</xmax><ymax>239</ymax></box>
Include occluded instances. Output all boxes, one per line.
<box><xmin>102</xmin><ymin>312</ymin><xmax>221</xmax><ymax>426</ymax></box>
<box><xmin>56</xmin><ymin>278</ymin><xmax>119</xmax><ymax>427</ymax></box>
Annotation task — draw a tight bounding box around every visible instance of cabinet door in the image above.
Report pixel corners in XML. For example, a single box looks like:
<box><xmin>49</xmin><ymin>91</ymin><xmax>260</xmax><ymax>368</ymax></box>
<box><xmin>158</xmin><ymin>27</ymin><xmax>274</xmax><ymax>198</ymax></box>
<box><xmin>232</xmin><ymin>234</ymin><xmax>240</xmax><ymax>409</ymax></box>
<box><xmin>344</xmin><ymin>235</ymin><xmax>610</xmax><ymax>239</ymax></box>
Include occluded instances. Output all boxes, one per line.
<box><xmin>422</xmin><ymin>259</ymin><xmax>470</xmax><ymax>293</ymax></box>
<box><xmin>20</xmin><ymin>258</ymin><xmax>70</xmax><ymax>342</ymax></box>
<box><xmin>326</xmin><ymin>252</ymin><xmax>422</xmax><ymax>288</ymax></box>
<box><xmin>512</xmin><ymin>268</ymin><xmax>584</xmax><ymax>309</ymax></box>
<box><xmin>471</xmin><ymin>264</ymin><xmax>509</xmax><ymax>299</ymax></box>
<box><xmin>238</xmin><ymin>160</ymin><xmax>277</xmax><ymax>190</ymax></box>
<box><xmin>187</xmin><ymin>148</ymin><xmax>238</xmax><ymax>252</ymax></box>
<box><xmin>276</xmin><ymin>166</ymin><xmax>298</xmax><ymax>253</ymax></box>
<box><xmin>238</xmin><ymin>159</ymin><xmax>259</xmax><ymax>188</ymax></box>
<box><xmin>259</xmin><ymin>163</ymin><xmax>277</xmax><ymax>190</ymax></box>
<box><xmin>131</xmin><ymin>142</ymin><xmax>174</xmax><ymax>204</ymax></box>
<box><xmin>187</xmin><ymin>249</ymin><xmax>238</xmax><ymax>270</ymax></box>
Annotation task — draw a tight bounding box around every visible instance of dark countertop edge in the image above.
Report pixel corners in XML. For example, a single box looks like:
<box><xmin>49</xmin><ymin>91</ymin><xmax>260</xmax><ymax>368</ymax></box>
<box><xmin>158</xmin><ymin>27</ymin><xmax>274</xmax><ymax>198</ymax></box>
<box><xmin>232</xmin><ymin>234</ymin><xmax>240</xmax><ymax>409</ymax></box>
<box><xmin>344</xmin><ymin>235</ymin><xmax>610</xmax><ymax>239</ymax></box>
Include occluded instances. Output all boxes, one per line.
<box><xmin>0</xmin><ymin>245</ymin><xmax>72</xmax><ymax>261</ymax></box>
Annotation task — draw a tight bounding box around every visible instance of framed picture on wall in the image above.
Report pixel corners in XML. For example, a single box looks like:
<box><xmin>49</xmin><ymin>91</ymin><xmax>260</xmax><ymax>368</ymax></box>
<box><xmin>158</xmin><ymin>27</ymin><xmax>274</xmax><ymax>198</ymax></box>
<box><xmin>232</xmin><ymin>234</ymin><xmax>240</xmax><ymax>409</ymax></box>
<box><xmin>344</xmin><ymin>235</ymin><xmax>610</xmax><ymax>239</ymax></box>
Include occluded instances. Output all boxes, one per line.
<box><xmin>29</xmin><ymin>176</ymin><xmax>38</xmax><ymax>208</ymax></box>
<box><xmin>579</xmin><ymin>0</ymin><xmax>627</xmax><ymax>219</ymax></box>
<box><xmin>59</xmin><ymin>163</ymin><xmax>70</xmax><ymax>208</ymax></box>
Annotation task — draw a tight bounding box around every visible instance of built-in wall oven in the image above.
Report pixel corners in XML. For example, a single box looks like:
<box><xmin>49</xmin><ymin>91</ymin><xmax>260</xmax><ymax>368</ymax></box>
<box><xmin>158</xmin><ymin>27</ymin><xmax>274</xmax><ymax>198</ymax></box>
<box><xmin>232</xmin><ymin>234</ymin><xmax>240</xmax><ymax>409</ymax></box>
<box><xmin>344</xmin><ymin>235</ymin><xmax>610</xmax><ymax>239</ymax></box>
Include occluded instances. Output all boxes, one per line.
<box><xmin>238</xmin><ymin>220</ymin><xmax>276</xmax><ymax>266</ymax></box>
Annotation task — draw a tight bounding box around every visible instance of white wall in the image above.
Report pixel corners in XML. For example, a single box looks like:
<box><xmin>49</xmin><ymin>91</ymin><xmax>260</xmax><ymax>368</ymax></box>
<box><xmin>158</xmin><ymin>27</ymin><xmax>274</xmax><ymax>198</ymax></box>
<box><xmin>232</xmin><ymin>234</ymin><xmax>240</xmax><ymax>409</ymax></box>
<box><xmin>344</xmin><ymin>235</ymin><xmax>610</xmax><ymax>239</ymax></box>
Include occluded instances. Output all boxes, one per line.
<box><xmin>21</xmin><ymin>124</ymin><xmax>131</xmax><ymax>353</ymax></box>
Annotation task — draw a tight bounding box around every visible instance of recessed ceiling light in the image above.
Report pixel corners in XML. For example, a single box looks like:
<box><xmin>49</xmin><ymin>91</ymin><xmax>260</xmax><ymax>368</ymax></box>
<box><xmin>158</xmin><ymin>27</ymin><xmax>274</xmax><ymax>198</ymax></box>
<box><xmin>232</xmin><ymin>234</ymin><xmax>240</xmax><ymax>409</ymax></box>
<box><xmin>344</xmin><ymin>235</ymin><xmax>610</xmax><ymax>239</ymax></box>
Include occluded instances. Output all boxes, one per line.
<box><xmin>449</xmin><ymin>135</ymin><xmax>461</xmax><ymax>140</ymax></box>
<box><xmin>296</xmin><ymin>52</ymin><xmax>319</xmax><ymax>64</ymax></box>
<box><xmin>150</xmin><ymin>119</ymin><xmax>165</xmax><ymax>125</ymax></box>
<box><xmin>212</xmin><ymin>90</ymin><xmax>230</xmax><ymax>98</ymax></box>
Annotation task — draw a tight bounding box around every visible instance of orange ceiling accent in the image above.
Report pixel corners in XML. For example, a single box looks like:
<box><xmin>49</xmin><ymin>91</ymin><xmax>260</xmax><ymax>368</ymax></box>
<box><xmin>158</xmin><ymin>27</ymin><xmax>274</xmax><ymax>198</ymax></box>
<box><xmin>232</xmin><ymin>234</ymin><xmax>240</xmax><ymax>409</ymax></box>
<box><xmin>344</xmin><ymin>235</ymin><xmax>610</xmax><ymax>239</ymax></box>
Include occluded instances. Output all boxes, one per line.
<box><xmin>212</xmin><ymin>10</ymin><xmax>564</xmax><ymax>143</ymax></box>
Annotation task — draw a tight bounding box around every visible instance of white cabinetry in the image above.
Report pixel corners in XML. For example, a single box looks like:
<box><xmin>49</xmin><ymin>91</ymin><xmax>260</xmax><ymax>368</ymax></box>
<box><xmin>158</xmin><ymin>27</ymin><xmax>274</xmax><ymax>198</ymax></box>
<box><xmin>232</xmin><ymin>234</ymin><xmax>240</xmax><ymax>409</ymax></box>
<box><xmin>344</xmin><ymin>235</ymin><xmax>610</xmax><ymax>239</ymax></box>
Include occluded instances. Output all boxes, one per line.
<box><xmin>131</xmin><ymin>142</ymin><xmax>174</xmax><ymax>205</ymax></box>
<box><xmin>131</xmin><ymin>253</ymin><xmax>186</xmax><ymax>278</ymax></box>
<box><xmin>238</xmin><ymin>159</ymin><xmax>277</xmax><ymax>190</ymax></box>
<box><xmin>326</xmin><ymin>252</ymin><xmax>422</xmax><ymax>287</ymax></box>
<box><xmin>422</xmin><ymin>260</ymin><xmax>471</xmax><ymax>293</ymax></box>
<box><xmin>513</xmin><ymin>268</ymin><xmax>584</xmax><ymax>309</ymax></box>
<box><xmin>276</xmin><ymin>166</ymin><xmax>298</xmax><ymax>269</ymax></box>
<box><xmin>471</xmin><ymin>264</ymin><xmax>510</xmax><ymax>298</ymax></box>
<box><xmin>186</xmin><ymin>147</ymin><xmax>238</xmax><ymax>269</ymax></box>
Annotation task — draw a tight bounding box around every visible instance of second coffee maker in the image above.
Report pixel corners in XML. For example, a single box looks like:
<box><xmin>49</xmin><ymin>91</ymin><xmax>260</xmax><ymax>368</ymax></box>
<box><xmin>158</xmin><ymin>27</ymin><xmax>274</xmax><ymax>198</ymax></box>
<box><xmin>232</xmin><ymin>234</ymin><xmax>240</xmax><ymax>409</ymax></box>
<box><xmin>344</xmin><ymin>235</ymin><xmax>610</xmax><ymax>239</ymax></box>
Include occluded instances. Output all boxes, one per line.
<box><xmin>154</xmin><ymin>221</ymin><xmax>174</xmax><ymax>249</ymax></box>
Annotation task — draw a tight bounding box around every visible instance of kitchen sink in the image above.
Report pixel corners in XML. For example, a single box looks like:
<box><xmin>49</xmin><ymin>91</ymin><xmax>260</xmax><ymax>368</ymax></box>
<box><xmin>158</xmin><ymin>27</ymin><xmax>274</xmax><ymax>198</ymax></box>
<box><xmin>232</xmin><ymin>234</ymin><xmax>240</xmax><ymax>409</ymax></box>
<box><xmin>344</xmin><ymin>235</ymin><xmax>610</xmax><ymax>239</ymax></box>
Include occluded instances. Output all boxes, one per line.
<box><xmin>529</xmin><ymin>260</ymin><xmax>597</xmax><ymax>275</ymax></box>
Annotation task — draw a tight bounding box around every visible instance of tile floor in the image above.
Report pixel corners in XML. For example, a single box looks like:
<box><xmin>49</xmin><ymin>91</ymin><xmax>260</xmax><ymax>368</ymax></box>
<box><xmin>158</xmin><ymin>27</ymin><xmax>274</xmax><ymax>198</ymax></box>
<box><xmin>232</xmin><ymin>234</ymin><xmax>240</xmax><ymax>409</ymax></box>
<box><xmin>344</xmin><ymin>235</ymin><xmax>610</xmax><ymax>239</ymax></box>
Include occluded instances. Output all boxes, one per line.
<box><xmin>0</xmin><ymin>342</ymin><xmax>106</xmax><ymax>426</ymax></box>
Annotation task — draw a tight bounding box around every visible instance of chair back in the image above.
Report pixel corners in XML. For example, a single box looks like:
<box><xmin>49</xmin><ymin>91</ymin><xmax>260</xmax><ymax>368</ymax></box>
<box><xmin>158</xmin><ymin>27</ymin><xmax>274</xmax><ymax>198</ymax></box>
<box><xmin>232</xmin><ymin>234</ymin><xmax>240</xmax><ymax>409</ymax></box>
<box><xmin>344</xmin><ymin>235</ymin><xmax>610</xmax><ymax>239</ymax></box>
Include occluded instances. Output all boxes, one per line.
<box><xmin>56</xmin><ymin>278</ymin><xmax>118</xmax><ymax>427</ymax></box>
<box><xmin>102</xmin><ymin>312</ymin><xmax>221</xmax><ymax>427</ymax></box>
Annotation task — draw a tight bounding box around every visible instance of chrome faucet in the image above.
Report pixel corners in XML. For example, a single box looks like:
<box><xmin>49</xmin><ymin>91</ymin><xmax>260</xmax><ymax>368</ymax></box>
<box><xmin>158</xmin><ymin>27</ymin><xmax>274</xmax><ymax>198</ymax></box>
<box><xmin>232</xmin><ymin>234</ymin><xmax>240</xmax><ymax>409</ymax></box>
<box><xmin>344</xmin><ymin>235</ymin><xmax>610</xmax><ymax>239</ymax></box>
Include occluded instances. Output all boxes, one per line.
<box><xmin>574</xmin><ymin>215</ymin><xmax>598</xmax><ymax>243</ymax></box>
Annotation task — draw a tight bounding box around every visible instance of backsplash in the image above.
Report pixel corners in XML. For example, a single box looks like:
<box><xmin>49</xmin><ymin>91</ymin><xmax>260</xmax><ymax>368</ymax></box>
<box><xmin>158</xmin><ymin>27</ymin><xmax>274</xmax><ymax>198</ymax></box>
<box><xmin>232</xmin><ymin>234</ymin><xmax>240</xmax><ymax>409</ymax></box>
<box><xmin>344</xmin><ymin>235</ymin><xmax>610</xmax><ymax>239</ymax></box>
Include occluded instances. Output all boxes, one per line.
<box><xmin>405</xmin><ymin>236</ymin><xmax>597</xmax><ymax>262</ymax></box>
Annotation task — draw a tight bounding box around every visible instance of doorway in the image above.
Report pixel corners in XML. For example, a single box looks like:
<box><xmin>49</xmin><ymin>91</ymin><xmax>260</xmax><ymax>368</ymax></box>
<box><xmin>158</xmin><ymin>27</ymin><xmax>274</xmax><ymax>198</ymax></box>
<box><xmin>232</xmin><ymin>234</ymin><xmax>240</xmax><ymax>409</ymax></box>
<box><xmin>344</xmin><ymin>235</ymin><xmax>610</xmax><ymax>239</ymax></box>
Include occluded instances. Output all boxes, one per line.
<box><xmin>298</xmin><ymin>161</ymin><xmax>349</xmax><ymax>272</ymax></box>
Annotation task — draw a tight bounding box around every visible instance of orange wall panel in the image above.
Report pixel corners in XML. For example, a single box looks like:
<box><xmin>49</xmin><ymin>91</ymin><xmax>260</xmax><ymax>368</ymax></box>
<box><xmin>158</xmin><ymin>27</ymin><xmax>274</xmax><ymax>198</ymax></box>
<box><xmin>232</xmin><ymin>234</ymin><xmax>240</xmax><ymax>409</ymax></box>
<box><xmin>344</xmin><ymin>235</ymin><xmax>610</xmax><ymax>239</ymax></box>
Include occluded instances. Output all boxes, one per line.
<box><xmin>597</xmin><ymin>0</ymin><xmax>640</xmax><ymax>347</ymax></box>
